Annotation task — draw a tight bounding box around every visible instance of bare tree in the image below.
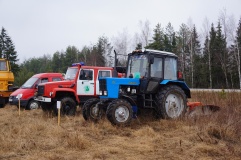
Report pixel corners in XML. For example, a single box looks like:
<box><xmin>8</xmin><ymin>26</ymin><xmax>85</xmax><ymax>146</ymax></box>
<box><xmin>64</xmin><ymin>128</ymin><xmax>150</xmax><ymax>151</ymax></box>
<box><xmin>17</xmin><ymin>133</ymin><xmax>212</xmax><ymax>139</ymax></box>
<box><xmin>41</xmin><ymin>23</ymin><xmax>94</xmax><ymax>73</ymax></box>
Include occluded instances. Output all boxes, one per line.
<box><xmin>219</xmin><ymin>8</ymin><xmax>228</xmax><ymax>39</ymax></box>
<box><xmin>111</xmin><ymin>28</ymin><xmax>131</xmax><ymax>65</ymax></box>
<box><xmin>227</xmin><ymin>15</ymin><xmax>241</xmax><ymax>89</ymax></box>
<box><xmin>138</xmin><ymin>20</ymin><xmax>151</xmax><ymax>47</ymax></box>
<box><xmin>177</xmin><ymin>23</ymin><xmax>190</xmax><ymax>81</ymax></box>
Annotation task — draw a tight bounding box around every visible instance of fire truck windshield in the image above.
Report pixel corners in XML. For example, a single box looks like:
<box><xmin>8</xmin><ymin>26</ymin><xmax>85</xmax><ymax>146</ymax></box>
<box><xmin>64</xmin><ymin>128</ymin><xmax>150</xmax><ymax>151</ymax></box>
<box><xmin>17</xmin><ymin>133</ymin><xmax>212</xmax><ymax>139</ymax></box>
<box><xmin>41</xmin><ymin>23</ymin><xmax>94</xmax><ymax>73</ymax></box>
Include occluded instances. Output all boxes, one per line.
<box><xmin>65</xmin><ymin>68</ymin><xmax>78</xmax><ymax>80</ymax></box>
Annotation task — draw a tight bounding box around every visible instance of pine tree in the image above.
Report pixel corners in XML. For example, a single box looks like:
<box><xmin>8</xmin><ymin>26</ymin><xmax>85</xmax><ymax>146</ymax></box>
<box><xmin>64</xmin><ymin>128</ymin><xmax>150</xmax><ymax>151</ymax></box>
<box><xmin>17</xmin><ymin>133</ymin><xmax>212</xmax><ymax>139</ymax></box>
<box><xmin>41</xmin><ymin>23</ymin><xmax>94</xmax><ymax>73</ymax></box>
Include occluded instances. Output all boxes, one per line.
<box><xmin>0</xmin><ymin>27</ymin><xmax>19</xmax><ymax>74</ymax></box>
<box><xmin>65</xmin><ymin>46</ymin><xmax>79</xmax><ymax>67</ymax></box>
<box><xmin>208</xmin><ymin>23</ymin><xmax>217</xmax><ymax>88</ymax></box>
<box><xmin>214</xmin><ymin>22</ymin><xmax>229</xmax><ymax>88</ymax></box>
<box><xmin>200</xmin><ymin>36</ymin><xmax>210</xmax><ymax>88</ymax></box>
<box><xmin>164</xmin><ymin>22</ymin><xmax>175</xmax><ymax>52</ymax></box>
<box><xmin>145</xmin><ymin>23</ymin><xmax>164</xmax><ymax>50</ymax></box>
<box><xmin>190</xmin><ymin>25</ymin><xmax>202</xmax><ymax>88</ymax></box>
<box><xmin>96</xmin><ymin>36</ymin><xmax>111</xmax><ymax>66</ymax></box>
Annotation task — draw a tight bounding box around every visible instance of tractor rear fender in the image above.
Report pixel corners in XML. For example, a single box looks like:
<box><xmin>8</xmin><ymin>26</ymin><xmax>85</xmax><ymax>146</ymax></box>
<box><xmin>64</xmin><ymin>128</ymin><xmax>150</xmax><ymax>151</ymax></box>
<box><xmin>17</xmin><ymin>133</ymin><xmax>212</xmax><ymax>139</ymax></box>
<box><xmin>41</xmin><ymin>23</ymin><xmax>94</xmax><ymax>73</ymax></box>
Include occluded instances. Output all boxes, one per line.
<box><xmin>160</xmin><ymin>80</ymin><xmax>191</xmax><ymax>98</ymax></box>
<box><xmin>120</xmin><ymin>95</ymin><xmax>137</xmax><ymax>106</ymax></box>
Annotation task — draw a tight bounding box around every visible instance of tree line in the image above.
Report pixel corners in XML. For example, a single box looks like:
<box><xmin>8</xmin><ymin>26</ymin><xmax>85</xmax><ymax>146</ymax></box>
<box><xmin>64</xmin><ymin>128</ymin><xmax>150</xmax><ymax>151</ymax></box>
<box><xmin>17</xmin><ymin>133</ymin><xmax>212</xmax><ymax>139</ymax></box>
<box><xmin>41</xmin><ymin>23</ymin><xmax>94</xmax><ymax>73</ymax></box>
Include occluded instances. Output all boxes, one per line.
<box><xmin>1</xmin><ymin>11</ymin><xmax>241</xmax><ymax>89</ymax></box>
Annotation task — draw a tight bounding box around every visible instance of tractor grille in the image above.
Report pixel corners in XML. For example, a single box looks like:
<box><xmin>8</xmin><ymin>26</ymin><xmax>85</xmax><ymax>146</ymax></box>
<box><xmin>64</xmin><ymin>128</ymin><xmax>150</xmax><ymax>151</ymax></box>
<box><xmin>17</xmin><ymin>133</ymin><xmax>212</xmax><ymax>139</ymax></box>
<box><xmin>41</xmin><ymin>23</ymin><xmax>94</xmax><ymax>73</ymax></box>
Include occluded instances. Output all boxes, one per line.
<box><xmin>99</xmin><ymin>79</ymin><xmax>107</xmax><ymax>95</ymax></box>
<box><xmin>37</xmin><ymin>86</ymin><xmax>45</xmax><ymax>96</ymax></box>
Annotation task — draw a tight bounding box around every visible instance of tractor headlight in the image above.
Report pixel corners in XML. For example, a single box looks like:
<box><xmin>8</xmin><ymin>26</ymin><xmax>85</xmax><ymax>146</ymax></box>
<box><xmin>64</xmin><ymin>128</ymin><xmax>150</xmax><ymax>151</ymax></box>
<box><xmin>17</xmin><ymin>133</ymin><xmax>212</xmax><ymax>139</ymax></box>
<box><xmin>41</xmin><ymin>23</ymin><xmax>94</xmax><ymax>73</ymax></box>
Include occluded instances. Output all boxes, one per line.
<box><xmin>104</xmin><ymin>91</ymin><xmax>107</xmax><ymax>95</ymax></box>
<box><xmin>127</xmin><ymin>87</ymin><xmax>130</xmax><ymax>92</ymax></box>
<box><xmin>131</xmin><ymin>89</ymin><xmax>136</xmax><ymax>94</ymax></box>
<box><xmin>99</xmin><ymin>91</ymin><xmax>102</xmax><ymax>95</ymax></box>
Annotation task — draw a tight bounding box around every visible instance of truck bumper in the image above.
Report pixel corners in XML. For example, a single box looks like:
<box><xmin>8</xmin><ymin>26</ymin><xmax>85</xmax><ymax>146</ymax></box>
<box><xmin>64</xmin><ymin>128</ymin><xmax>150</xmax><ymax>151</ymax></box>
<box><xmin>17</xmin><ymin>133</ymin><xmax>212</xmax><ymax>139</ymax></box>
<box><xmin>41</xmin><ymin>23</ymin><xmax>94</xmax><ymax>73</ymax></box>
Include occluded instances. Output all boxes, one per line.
<box><xmin>34</xmin><ymin>96</ymin><xmax>52</xmax><ymax>102</ymax></box>
<box><xmin>9</xmin><ymin>98</ymin><xmax>28</xmax><ymax>107</ymax></box>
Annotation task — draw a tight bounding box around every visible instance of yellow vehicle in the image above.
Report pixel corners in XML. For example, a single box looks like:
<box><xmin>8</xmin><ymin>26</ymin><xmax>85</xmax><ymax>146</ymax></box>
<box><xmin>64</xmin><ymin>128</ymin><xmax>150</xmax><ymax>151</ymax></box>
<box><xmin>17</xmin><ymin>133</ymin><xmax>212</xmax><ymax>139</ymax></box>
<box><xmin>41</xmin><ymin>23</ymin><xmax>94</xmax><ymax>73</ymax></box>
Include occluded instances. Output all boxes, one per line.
<box><xmin>0</xmin><ymin>58</ymin><xmax>15</xmax><ymax>108</ymax></box>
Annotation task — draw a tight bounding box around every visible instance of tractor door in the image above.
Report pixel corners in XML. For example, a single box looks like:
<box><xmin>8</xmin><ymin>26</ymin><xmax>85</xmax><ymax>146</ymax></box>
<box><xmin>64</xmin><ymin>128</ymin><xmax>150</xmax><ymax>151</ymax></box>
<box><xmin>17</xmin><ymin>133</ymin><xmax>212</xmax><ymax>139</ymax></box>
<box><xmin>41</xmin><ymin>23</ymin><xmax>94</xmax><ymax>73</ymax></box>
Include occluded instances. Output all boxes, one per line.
<box><xmin>77</xmin><ymin>69</ymin><xmax>94</xmax><ymax>95</ymax></box>
<box><xmin>140</xmin><ymin>56</ymin><xmax>163</xmax><ymax>93</ymax></box>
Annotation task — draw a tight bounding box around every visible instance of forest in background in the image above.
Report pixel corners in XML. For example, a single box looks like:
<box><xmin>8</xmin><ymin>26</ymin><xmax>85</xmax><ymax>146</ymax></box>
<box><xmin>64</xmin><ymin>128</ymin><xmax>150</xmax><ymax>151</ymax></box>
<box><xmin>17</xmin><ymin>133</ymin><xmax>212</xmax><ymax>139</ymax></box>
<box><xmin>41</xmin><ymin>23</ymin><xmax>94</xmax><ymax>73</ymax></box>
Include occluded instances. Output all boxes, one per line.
<box><xmin>1</xmin><ymin>9</ymin><xmax>241</xmax><ymax>89</ymax></box>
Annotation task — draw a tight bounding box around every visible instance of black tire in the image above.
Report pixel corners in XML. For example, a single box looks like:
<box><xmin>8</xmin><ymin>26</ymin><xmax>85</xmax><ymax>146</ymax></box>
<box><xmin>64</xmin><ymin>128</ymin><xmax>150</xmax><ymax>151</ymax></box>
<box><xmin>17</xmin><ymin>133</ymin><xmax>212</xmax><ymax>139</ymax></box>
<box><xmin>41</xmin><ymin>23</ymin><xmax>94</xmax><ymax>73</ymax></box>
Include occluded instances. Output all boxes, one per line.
<box><xmin>106</xmin><ymin>99</ymin><xmax>133</xmax><ymax>126</ymax></box>
<box><xmin>54</xmin><ymin>97</ymin><xmax>76</xmax><ymax>116</ymax></box>
<box><xmin>0</xmin><ymin>104</ymin><xmax>4</xmax><ymax>108</ymax></box>
<box><xmin>0</xmin><ymin>98</ymin><xmax>6</xmax><ymax>108</ymax></box>
<box><xmin>82</xmin><ymin>98</ymin><xmax>102</xmax><ymax>122</ymax></box>
<box><xmin>41</xmin><ymin>102</ymin><xmax>53</xmax><ymax>112</ymax></box>
<box><xmin>26</xmin><ymin>100</ymin><xmax>40</xmax><ymax>110</ymax></box>
<box><xmin>155</xmin><ymin>85</ymin><xmax>187</xmax><ymax>119</ymax></box>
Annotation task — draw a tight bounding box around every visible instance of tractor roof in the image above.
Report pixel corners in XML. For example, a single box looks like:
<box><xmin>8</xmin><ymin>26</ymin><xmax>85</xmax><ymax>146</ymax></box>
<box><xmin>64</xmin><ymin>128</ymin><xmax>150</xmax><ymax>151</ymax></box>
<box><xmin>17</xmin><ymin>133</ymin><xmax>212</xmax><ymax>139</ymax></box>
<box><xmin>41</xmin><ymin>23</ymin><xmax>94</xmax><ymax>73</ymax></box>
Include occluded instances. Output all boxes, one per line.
<box><xmin>130</xmin><ymin>49</ymin><xmax>177</xmax><ymax>58</ymax></box>
<box><xmin>145</xmin><ymin>49</ymin><xmax>177</xmax><ymax>57</ymax></box>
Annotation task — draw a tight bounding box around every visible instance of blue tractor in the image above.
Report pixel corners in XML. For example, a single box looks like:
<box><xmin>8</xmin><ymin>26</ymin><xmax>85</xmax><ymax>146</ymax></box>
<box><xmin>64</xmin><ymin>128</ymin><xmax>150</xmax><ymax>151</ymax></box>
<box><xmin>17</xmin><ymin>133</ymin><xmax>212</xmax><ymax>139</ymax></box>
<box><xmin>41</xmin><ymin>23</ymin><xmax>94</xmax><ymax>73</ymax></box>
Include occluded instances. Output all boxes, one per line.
<box><xmin>82</xmin><ymin>49</ymin><xmax>191</xmax><ymax>126</ymax></box>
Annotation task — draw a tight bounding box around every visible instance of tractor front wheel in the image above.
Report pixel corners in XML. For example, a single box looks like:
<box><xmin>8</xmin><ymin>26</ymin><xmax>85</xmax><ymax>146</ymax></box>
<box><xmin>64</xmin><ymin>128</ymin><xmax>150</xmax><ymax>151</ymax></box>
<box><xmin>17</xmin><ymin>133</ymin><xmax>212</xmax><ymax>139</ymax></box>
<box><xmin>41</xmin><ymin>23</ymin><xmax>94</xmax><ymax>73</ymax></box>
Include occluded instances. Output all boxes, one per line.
<box><xmin>106</xmin><ymin>99</ymin><xmax>133</xmax><ymax>126</ymax></box>
<box><xmin>82</xmin><ymin>98</ymin><xmax>103</xmax><ymax>122</ymax></box>
<box><xmin>155</xmin><ymin>85</ymin><xmax>187</xmax><ymax>119</ymax></box>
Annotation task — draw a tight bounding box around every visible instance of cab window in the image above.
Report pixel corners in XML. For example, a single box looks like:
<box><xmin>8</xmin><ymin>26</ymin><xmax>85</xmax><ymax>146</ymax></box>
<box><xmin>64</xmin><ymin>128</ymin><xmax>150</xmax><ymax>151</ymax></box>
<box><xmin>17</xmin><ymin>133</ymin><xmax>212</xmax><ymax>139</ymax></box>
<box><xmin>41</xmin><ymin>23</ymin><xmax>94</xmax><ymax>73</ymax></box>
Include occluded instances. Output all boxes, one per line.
<box><xmin>79</xmin><ymin>69</ymin><xmax>93</xmax><ymax>80</ymax></box>
<box><xmin>41</xmin><ymin>78</ymin><xmax>48</xmax><ymax>83</ymax></box>
<box><xmin>151</xmin><ymin>57</ymin><xmax>163</xmax><ymax>78</ymax></box>
<box><xmin>52</xmin><ymin>77</ymin><xmax>62</xmax><ymax>81</ymax></box>
<box><xmin>164</xmin><ymin>57</ymin><xmax>177</xmax><ymax>80</ymax></box>
<box><xmin>98</xmin><ymin>70</ymin><xmax>111</xmax><ymax>78</ymax></box>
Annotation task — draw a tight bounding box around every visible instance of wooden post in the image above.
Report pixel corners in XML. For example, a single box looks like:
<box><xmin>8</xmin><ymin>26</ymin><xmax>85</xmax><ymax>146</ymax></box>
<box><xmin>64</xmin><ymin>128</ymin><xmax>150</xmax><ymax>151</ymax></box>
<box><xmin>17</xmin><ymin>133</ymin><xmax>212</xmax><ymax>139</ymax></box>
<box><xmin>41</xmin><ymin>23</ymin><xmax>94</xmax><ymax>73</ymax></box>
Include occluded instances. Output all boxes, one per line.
<box><xmin>18</xmin><ymin>98</ymin><xmax>20</xmax><ymax>116</ymax></box>
<box><xmin>16</xmin><ymin>94</ymin><xmax>22</xmax><ymax>116</ymax></box>
<box><xmin>57</xmin><ymin>101</ymin><xmax>61</xmax><ymax>126</ymax></box>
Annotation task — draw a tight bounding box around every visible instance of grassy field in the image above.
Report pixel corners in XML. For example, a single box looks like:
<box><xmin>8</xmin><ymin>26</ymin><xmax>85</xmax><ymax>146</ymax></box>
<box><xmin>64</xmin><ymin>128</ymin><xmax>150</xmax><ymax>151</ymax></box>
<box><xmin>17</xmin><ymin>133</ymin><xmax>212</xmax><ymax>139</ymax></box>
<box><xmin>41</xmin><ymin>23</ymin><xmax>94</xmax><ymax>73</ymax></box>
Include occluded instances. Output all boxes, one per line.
<box><xmin>0</xmin><ymin>91</ymin><xmax>241</xmax><ymax>160</ymax></box>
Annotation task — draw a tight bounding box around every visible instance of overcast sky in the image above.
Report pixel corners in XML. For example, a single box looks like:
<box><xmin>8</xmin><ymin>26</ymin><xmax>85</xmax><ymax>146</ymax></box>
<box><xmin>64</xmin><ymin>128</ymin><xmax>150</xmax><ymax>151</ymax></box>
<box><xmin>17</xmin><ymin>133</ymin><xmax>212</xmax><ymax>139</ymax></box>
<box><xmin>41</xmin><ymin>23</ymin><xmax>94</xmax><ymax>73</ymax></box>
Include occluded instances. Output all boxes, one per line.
<box><xmin>1</xmin><ymin>0</ymin><xmax>241</xmax><ymax>63</ymax></box>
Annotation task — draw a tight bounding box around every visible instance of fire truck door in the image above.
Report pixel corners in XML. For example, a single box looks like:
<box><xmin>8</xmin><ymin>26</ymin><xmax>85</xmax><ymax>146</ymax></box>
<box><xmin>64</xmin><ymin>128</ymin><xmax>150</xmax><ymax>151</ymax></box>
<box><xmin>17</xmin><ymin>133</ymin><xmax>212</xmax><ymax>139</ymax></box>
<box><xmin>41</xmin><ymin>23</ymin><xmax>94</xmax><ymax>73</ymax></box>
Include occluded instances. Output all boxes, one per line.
<box><xmin>77</xmin><ymin>69</ymin><xmax>94</xmax><ymax>95</ymax></box>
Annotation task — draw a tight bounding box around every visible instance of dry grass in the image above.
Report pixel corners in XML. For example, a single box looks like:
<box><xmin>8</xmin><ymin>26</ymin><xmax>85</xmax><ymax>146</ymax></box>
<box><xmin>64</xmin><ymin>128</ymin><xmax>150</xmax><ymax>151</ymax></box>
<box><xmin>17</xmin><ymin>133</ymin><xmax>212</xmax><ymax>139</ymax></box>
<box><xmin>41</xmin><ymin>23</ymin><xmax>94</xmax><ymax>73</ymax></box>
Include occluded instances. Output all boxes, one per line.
<box><xmin>0</xmin><ymin>91</ymin><xmax>241</xmax><ymax>160</ymax></box>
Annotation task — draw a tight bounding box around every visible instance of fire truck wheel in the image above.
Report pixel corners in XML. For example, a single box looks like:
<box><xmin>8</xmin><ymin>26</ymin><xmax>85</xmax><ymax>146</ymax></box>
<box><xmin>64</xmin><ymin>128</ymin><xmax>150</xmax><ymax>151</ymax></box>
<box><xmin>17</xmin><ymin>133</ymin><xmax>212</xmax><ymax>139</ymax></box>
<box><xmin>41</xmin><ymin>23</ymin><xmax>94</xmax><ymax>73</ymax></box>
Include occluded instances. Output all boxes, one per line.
<box><xmin>106</xmin><ymin>99</ymin><xmax>133</xmax><ymax>126</ymax></box>
<box><xmin>82</xmin><ymin>98</ymin><xmax>102</xmax><ymax>122</ymax></box>
<box><xmin>155</xmin><ymin>85</ymin><xmax>187</xmax><ymax>119</ymax></box>
<box><xmin>58</xmin><ymin>97</ymin><xmax>76</xmax><ymax>116</ymax></box>
<box><xmin>26</xmin><ymin>100</ymin><xmax>40</xmax><ymax>110</ymax></box>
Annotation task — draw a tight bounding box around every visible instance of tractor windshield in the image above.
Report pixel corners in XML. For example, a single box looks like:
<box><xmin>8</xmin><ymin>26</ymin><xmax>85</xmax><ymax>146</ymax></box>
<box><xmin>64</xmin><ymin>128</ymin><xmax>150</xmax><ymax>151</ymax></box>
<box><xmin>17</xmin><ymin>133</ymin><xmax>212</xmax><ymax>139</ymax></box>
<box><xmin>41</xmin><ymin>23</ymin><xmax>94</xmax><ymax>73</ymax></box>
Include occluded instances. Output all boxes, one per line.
<box><xmin>65</xmin><ymin>68</ymin><xmax>78</xmax><ymax>80</ymax></box>
<box><xmin>0</xmin><ymin>60</ymin><xmax>7</xmax><ymax>71</ymax></box>
<box><xmin>127</xmin><ymin>54</ymin><xmax>148</xmax><ymax>78</ymax></box>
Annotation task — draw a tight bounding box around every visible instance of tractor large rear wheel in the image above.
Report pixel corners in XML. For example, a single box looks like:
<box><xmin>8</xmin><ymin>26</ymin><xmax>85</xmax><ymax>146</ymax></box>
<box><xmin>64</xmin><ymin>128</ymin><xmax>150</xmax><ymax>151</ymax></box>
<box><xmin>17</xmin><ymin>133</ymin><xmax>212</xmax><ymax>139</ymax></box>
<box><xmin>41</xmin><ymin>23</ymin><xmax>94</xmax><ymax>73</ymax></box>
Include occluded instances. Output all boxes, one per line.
<box><xmin>155</xmin><ymin>85</ymin><xmax>187</xmax><ymax>119</ymax></box>
<box><xmin>106</xmin><ymin>99</ymin><xmax>133</xmax><ymax>126</ymax></box>
<box><xmin>82</xmin><ymin>98</ymin><xmax>103</xmax><ymax>122</ymax></box>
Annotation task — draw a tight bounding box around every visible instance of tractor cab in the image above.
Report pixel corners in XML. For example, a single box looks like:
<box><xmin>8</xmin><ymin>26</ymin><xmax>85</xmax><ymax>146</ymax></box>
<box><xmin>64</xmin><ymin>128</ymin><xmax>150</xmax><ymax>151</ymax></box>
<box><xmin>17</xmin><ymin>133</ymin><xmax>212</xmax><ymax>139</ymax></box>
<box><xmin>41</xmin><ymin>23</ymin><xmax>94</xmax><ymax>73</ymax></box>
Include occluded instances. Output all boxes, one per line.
<box><xmin>126</xmin><ymin>49</ymin><xmax>179</xmax><ymax>94</ymax></box>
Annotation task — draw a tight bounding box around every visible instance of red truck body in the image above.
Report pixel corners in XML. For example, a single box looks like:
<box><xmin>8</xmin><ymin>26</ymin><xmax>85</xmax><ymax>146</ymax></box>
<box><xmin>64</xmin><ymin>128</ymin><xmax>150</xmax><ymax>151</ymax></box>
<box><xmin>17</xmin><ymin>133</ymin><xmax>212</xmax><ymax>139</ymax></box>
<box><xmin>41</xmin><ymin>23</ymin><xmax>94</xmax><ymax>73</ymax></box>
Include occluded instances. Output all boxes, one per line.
<box><xmin>9</xmin><ymin>73</ymin><xmax>63</xmax><ymax>110</ymax></box>
<box><xmin>35</xmin><ymin>63</ymin><xmax>122</xmax><ymax>115</ymax></box>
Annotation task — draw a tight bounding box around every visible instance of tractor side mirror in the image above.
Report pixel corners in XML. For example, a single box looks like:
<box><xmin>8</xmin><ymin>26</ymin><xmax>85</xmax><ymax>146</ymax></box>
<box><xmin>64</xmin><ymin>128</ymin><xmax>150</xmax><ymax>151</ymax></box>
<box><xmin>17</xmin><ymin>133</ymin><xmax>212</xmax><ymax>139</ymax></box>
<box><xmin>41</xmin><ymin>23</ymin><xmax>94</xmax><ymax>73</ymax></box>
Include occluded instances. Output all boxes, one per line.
<box><xmin>149</xmin><ymin>55</ymin><xmax>154</xmax><ymax>64</ymax></box>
